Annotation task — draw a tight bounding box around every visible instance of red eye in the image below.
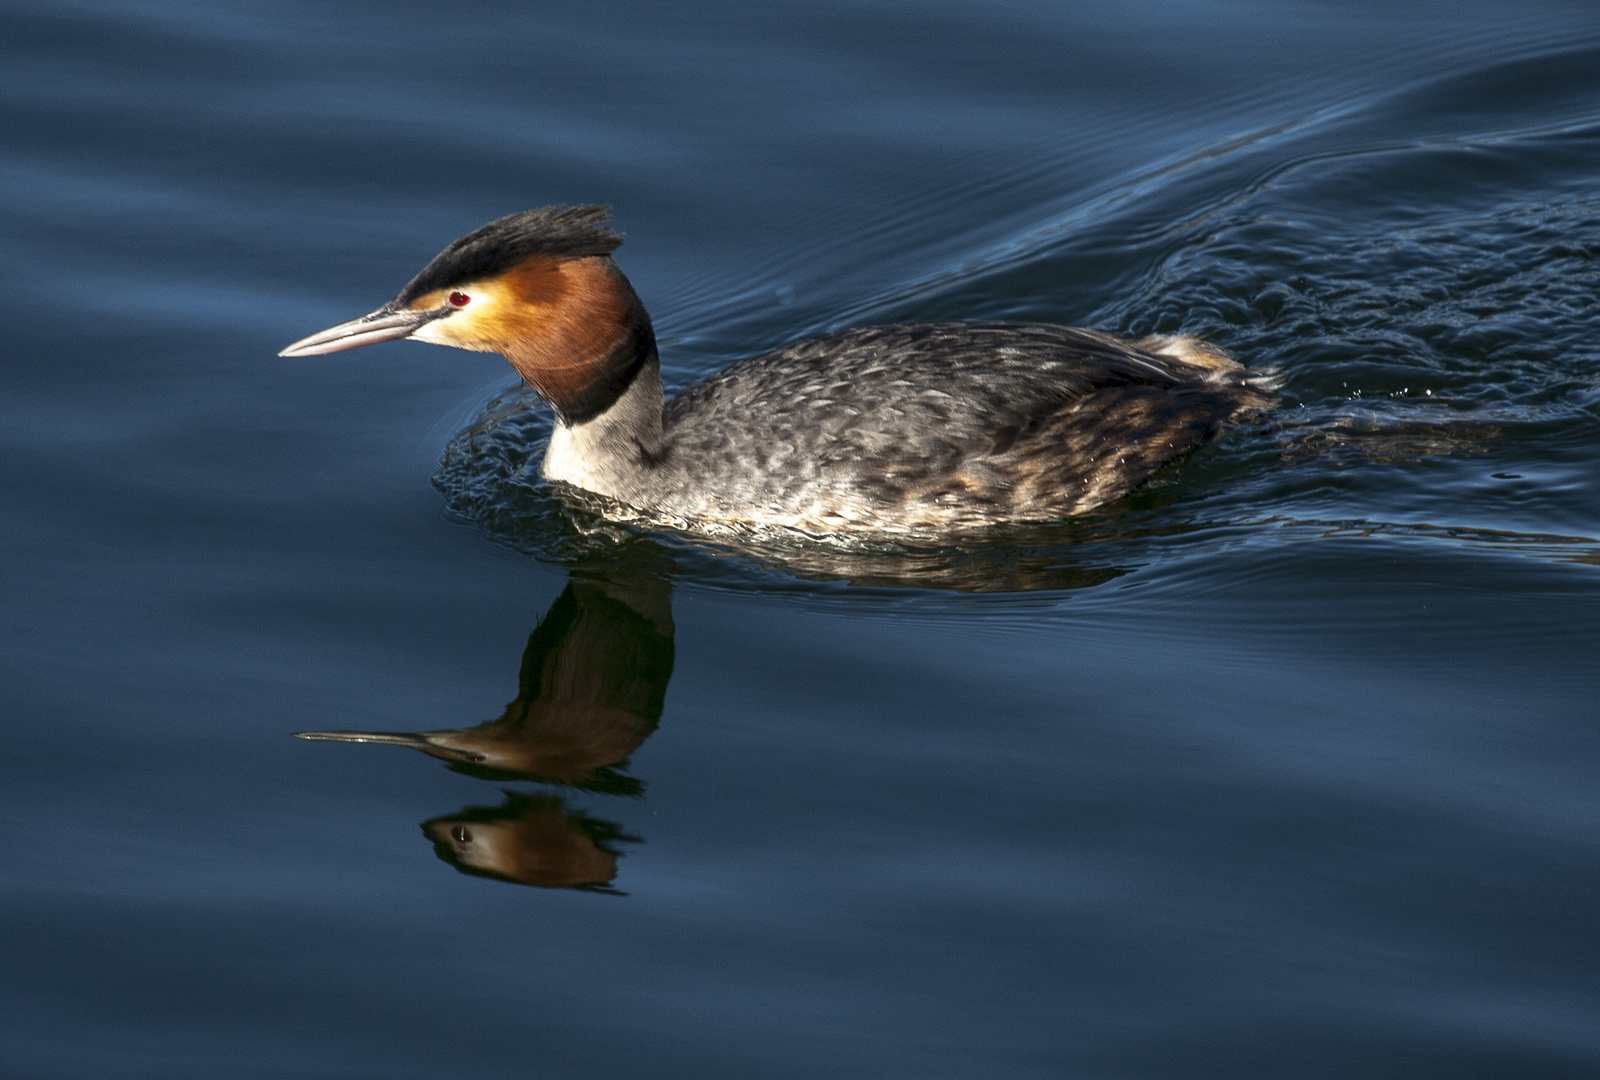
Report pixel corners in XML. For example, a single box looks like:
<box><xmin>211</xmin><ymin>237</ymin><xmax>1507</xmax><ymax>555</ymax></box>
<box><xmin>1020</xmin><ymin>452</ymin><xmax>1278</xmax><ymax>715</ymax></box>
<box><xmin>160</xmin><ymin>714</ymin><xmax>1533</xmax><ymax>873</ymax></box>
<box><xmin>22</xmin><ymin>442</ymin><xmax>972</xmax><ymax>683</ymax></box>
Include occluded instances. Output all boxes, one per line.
<box><xmin>448</xmin><ymin>291</ymin><xmax>470</xmax><ymax>307</ymax></box>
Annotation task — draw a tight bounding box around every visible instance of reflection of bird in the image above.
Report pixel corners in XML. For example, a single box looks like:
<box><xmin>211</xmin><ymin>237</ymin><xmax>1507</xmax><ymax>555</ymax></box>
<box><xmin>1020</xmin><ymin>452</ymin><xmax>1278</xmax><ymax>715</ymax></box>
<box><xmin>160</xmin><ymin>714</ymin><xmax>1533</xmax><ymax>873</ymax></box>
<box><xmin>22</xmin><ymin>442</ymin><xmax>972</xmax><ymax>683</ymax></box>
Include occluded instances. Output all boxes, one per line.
<box><xmin>423</xmin><ymin>793</ymin><xmax>637</xmax><ymax>891</ymax></box>
<box><xmin>298</xmin><ymin>568</ymin><xmax>671</xmax><ymax>890</ymax></box>
<box><xmin>296</xmin><ymin>571</ymin><xmax>672</xmax><ymax>793</ymax></box>
<box><xmin>281</xmin><ymin>206</ymin><xmax>1276</xmax><ymax>537</ymax></box>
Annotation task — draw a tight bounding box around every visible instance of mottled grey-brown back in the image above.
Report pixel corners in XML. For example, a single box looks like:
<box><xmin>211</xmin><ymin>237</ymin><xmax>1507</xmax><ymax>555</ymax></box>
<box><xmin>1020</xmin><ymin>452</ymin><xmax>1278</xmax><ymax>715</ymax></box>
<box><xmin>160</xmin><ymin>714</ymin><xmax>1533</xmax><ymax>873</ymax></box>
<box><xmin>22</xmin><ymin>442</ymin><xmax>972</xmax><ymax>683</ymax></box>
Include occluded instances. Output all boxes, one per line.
<box><xmin>648</xmin><ymin>322</ymin><xmax>1271</xmax><ymax>532</ymax></box>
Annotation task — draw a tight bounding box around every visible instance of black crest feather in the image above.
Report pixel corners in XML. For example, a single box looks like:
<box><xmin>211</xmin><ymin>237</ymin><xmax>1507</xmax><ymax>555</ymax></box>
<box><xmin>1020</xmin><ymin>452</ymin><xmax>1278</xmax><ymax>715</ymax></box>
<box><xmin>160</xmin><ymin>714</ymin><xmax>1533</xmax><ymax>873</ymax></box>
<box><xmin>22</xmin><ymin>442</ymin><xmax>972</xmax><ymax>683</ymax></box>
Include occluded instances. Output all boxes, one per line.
<box><xmin>395</xmin><ymin>205</ymin><xmax>624</xmax><ymax>304</ymax></box>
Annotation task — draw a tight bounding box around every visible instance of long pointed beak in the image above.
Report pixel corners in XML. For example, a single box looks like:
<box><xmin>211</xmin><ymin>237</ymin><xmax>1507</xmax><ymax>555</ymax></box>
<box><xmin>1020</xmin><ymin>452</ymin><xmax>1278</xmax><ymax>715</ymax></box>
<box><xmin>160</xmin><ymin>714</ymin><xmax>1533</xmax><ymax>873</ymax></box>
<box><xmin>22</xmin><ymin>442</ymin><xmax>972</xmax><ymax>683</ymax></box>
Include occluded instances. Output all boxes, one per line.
<box><xmin>278</xmin><ymin>306</ymin><xmax>445</xmax><ymax>357</ymax></box>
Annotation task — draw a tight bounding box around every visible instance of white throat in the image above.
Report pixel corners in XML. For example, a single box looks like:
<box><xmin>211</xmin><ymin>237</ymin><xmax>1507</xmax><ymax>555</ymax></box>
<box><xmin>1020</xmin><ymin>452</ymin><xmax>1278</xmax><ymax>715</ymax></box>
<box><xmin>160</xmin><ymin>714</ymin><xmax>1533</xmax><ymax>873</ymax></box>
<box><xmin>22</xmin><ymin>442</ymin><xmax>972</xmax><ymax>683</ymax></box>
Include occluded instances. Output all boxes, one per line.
<box><xmin>540</xmin><ymin>361</ymin><xmax>664</xmax><ymax>500</ymax></box>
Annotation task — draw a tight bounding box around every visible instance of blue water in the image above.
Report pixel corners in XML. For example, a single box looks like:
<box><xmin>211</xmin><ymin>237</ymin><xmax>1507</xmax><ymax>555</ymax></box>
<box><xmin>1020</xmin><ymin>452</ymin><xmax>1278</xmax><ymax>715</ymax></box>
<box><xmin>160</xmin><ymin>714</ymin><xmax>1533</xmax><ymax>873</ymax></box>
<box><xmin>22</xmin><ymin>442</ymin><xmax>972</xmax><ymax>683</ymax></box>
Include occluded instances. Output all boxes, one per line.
<box><xmin>4</xmin><ymin>2</ymin><xmax>1600</xmax><ymax>1076</ymax></box>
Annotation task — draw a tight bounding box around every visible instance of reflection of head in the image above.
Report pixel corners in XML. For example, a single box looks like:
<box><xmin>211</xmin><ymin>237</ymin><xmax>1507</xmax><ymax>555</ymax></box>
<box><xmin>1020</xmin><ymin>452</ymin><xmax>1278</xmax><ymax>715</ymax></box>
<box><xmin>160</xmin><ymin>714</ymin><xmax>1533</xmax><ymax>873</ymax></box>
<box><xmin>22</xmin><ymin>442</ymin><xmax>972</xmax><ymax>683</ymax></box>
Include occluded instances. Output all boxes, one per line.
<box><xmin>296</xmin><ymin>571</ymin><xmax>673</xmax><ymax>790</ymax></box>
<box><xmin>423</xmin><ymin>793</ymin><xmax>638</xmax><ymax>891</ymax></box>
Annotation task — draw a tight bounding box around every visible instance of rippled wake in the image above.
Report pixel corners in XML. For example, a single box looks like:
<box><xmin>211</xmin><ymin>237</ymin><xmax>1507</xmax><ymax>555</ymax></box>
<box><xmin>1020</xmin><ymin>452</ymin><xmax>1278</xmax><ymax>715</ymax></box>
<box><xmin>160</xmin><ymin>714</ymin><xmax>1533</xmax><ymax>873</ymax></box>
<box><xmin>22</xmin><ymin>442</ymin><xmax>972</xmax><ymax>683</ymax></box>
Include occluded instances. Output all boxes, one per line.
<box><xmin>436</xmin><ymin>47</ymin><xmax>1600</xmax><ymax>595</ymax></box>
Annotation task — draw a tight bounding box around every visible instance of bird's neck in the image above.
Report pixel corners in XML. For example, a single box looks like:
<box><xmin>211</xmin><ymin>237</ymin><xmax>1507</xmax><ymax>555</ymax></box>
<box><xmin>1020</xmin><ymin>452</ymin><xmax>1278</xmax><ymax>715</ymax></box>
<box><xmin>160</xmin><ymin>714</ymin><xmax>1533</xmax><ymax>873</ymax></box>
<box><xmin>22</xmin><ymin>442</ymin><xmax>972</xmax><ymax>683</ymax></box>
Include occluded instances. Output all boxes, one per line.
<box><xmin>541</xmin><ymin>354</ymin><xmax>666</xmax><ymax>497</ymax></box>
<box><xmin>502</xmin><ymin>256</ymin><xmax>660</xmax><ymax>428</ymax></box>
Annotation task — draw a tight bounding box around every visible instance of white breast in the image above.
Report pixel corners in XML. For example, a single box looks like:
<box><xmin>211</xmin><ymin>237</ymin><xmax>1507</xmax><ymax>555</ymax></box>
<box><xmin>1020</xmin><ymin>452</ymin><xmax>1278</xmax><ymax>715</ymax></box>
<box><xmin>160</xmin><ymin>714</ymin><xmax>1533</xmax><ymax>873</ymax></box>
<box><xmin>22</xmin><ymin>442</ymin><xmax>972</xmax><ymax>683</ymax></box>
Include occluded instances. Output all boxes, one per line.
<box><xmin>542</xmin><ymin>420</ymin><xmax>613</xmax><ymax>491</ymax></box>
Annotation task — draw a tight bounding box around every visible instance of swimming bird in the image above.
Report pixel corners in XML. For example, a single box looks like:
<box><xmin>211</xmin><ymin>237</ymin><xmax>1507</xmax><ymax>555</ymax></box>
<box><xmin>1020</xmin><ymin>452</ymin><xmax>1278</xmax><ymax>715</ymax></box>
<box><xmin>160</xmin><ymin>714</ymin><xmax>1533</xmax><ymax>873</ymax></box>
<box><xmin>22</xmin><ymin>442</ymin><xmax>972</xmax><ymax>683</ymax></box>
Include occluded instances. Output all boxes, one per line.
<box><xmin>280</xmin><ymin>205</ymin><xmax>1274</xmax><ymax>536</ymax></box>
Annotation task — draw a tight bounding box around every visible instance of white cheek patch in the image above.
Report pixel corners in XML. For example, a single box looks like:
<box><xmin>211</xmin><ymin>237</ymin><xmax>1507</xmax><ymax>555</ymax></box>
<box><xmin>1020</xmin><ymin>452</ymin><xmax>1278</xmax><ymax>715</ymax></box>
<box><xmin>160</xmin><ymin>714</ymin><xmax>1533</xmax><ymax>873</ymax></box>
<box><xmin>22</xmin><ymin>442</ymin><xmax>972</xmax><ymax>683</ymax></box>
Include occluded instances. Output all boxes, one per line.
<box><xmin>405</xmin><ymin>290</ymin><xmax>502</xmax><ymax>350</ymax></box>
<box><xmin>408</xmin><ymin>319</ymin><xmax>454</xmax><ymax>345</ymax></box>
<box><xmin>410</xmin><ymin>310</ymin><xmax>494</xmax><ymax>349</ymax></box>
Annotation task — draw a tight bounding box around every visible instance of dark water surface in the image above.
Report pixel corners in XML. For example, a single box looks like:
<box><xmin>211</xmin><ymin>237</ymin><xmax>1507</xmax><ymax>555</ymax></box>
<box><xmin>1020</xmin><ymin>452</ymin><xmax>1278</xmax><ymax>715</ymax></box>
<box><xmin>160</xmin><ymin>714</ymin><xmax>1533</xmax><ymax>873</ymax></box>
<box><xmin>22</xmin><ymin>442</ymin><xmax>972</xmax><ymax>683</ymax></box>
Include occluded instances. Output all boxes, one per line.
<box><xmin>5</xmin><ymin>1</ymin><xmax>1600</xmax><ymax>1076</ymax></box>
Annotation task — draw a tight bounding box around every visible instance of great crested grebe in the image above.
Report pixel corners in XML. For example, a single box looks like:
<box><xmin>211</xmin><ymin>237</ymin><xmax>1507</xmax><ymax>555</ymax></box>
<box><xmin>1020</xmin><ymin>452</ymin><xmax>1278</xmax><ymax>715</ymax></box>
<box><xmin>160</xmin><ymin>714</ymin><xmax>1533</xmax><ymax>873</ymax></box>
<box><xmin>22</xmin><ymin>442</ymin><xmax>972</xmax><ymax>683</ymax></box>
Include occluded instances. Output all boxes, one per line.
<box><xmin>281</xmin><ymin>205</ymin><xmax>1274</xmax><ymax>536</ymax></box>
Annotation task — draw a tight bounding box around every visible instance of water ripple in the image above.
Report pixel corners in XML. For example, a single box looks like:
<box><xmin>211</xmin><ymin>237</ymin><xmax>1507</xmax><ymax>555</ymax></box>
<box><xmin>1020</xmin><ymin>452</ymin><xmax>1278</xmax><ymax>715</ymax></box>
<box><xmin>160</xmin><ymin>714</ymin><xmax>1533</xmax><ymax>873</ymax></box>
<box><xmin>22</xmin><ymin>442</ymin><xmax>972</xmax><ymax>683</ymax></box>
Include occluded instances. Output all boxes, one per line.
<box><xmin>435</xmin><ymin>39</ymin><xmax>1600</xmax><ymax>599</ymax></box>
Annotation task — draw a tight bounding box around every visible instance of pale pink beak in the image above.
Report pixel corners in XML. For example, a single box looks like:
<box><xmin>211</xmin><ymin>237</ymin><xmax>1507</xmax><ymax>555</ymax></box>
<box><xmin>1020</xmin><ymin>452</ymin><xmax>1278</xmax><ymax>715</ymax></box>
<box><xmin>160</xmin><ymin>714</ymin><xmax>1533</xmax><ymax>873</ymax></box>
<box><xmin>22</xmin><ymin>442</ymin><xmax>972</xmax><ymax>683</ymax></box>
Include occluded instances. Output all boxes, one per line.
<box><xmin>278</xmin><ymin>305</ymin><xmax>448</xmax><ymax>357</ymax></box>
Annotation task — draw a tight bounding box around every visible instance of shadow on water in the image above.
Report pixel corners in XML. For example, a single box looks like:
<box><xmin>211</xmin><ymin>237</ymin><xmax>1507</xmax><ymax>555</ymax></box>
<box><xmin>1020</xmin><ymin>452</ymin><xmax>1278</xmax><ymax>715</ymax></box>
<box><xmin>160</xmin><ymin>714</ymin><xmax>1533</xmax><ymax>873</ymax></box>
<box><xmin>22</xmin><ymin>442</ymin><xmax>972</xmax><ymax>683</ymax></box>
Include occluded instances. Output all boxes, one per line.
<box><xmin>297</xmin><ymin>551</ymin><xmax>673</xmax><ymax>891</ymax></box>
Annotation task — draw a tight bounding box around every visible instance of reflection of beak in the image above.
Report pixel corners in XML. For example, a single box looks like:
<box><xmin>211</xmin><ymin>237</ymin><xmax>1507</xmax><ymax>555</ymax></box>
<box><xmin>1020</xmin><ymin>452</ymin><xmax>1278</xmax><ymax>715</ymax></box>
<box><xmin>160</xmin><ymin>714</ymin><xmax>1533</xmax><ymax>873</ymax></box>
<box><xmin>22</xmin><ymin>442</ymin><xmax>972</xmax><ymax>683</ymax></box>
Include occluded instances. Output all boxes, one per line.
<box><xmin>293</xmin><ymin>729</ymin><xmax>486</xmax><ymax>764</ymax></box>
<box><xmin>278</xmin><ymin>305</ymin><xmax>447</xmax><ymax>357</ymax></box>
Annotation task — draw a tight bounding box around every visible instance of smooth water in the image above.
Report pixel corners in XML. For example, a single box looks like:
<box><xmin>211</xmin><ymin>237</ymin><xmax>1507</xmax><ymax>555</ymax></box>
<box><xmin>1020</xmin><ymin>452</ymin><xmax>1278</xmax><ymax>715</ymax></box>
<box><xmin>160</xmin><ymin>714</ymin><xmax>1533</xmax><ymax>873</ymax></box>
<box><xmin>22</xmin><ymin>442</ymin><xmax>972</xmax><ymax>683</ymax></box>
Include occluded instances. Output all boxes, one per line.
<box><xmin>4</xmin><ymin>2</ymin><xmax>1600</xmax><ymax>1076</ymax></box>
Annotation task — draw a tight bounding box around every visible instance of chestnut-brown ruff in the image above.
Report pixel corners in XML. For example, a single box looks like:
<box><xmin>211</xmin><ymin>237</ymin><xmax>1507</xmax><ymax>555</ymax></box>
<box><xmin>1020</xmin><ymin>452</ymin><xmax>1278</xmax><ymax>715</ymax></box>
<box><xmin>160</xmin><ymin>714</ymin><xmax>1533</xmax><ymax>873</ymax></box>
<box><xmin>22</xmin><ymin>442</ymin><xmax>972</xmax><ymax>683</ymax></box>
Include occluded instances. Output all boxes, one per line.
<box><xmin>406</xmin><ymin>251</ymin><xmax>655</xmax><ymax>423</ymax></box>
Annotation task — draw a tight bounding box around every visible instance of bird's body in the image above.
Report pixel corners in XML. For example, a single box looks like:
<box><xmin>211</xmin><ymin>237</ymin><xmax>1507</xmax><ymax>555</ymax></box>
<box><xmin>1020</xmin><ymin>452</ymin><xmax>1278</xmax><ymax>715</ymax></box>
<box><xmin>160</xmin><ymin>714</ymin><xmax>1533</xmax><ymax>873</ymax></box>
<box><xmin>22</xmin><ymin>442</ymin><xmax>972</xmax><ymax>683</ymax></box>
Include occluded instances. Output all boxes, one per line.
<box><xmin>281</xmin><ymin>206</ymin><xmax>1274</xmax><ymax>538</ymax></box>
<box><xmin>548</xmin><ymin>322</ymin><xmax>1268</xmax><ymax>535</ymax></box>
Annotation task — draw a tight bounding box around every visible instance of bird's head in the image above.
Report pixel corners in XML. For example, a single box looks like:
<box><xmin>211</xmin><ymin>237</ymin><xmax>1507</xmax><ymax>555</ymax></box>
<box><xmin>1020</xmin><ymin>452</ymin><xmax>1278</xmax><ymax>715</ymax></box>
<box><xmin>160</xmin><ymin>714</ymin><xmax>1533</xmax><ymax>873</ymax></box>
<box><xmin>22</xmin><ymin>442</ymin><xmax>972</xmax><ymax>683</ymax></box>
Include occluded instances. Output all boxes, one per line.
<box><xmin>279</xmin><ymin>205</ymin><xmax>654</xmax><ymax>422</ymax></box>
